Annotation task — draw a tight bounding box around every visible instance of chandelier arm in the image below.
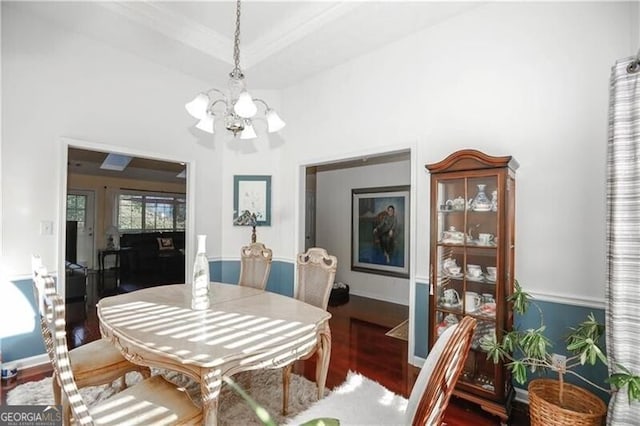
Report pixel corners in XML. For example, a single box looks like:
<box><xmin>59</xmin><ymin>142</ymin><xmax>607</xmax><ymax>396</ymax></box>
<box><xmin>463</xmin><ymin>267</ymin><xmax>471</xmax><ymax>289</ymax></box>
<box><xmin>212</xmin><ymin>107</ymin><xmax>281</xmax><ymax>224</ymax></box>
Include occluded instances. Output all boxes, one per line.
<box><xmin>204</xmin><ymin>88</ymin><xmax>226</xmax><ymax>98</ymax></box>
<box><xmin>208</xmin><ymin>98</ymin><xmax>229</xmax><ymax>114</ymax></box>
<box><xmin>252</xmin><ymin>98</ymin><xmax>271</xmax><ymax>111</ymax></box>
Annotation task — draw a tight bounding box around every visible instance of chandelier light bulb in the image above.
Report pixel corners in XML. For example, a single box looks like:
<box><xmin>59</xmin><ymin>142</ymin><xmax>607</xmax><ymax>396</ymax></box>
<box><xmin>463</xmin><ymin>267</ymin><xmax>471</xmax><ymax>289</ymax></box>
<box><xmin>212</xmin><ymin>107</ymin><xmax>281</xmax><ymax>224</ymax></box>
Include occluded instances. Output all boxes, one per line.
<box><xmin>234</xmin><ymin>91</ymin><xmax>258</xmax><ymax>118</ymax></box>
<box><xmin>195</xmin><ymin>113</ymin><xmax>215</xmax><ymax>134</ymax></box>
<box><xmin>240</xmin><ymin>122</ymin><xmax>257</xmax><ymax>139</ymax></box>
<box><xmin>266</xmin><ymin>109</ymin><xmax>286</xmax><ymax>133</ymax></box>
<box><xmin>185</xmin><ymin>93</ymin><xmax>210</xmax><ymax>119</ymax></box>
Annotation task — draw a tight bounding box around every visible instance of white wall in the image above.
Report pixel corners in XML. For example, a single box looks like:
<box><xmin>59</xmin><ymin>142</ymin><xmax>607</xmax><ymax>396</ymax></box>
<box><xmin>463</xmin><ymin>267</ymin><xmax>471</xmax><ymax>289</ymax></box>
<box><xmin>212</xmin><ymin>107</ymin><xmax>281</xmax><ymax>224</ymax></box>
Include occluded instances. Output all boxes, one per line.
<box><xmin>0</xmin><ymin>4</ymin><xmax>223</xmax><ymax>278</ymax></box>
<box><xmin>282</xmin><ymin>2</ymin><xmax>635</xmax><ymax>304</ymax></box>
<box><xmin>316</xmin><ymin>160</ymin><xmax>410</xmax><ymax>305</ymax></box>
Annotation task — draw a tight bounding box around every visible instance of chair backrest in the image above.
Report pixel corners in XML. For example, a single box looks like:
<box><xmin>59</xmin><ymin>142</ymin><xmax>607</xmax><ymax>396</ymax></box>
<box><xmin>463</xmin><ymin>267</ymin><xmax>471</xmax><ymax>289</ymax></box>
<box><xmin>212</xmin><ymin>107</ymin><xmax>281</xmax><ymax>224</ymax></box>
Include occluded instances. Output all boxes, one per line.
<box><xmin>295</xmin><ymin>248</ymin><xmax>337</xmax><ymax>310</ymax></box>
<box><xmin>405</xmin><ymin>316</ymin><xmax>477</xmax><ymax>426</ymax></box>
<box><xmin>238</xmin><ymin>242</ymin><xmax>273</xmax><ymax>290</ymax></box>
<box><xmin>37</xmin><ymin>272</ymin><xmax>95</xmax><ymax>425</ymax></box>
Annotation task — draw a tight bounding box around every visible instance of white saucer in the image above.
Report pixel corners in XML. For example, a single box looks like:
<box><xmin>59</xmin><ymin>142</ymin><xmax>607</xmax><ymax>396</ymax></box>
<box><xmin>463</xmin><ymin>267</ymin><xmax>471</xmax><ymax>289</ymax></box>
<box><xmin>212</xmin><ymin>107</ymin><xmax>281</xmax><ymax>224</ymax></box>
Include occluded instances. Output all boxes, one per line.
<box><xmin>466</xmin><ymin>274</ymin><xmax>485</xmax><ymax>282</ymax></box>
<box><xmin>445</xmin><ymin>272</ymin><xmax>464</xmax><ymax>279</ymax></box>
<box><xmin>441</xmin><ymin>239</ymin><xmax>464</xmax><ymax>245</ymax></box>
<box><xmin>471</xmin><ymin>240</ymin><xmax>496</xmax><ymax>247</ymax></box>
<box><xmin>472</xmin><ymin>206</ymin><xmax>493</xmax><ymax>212</ymax></box>
<box><xmin>442</xmin><ymin>302</ymin><xmax>462</xmax><ymax>309</ymax></box>
<box><xmin>485</xmin><ymin>275</ymin><xmax>497</xmax><ymax>283</ymax></box>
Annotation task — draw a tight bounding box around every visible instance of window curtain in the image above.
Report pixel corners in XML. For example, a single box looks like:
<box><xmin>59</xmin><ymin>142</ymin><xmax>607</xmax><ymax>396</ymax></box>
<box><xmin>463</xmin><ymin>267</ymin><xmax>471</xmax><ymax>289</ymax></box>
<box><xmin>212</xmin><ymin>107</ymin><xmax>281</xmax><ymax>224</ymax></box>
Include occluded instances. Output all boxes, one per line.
<box><xmin>606</xmin><ymin>54</ymin><xmax>640</xmax><ymax>425</ymax></box>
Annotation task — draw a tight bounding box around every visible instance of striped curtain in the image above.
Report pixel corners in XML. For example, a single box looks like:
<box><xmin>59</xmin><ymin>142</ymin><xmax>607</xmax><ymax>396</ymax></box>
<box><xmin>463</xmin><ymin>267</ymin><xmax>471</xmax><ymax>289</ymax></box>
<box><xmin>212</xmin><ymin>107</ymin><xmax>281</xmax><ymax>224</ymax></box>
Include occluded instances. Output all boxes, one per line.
<box><xmin>606</xmin><ymin>55</ymin><xmax>640</xmax><ymax>425</ymax></box>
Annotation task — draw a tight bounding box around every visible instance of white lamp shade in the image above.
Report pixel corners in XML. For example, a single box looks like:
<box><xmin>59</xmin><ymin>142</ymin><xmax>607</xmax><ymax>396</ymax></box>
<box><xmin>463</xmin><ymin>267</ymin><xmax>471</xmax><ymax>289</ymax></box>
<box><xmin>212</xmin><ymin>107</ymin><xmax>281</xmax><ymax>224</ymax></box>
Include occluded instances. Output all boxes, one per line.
<box><xmin>266</xmin><ymin>109</ymin><xmax>286</xmax><ymax>132</ymax></box>
<box><xmin>240</xmin><ymin>122</ymin><xmax>257</xmax><ymax>139</ymax></box>
<box><xmin>195</xmin><ymin>113</ymin><xmax>215</xmax><ymax>134</ymax></box>
<box><xmin>234</xmin><ymin>91</ymin><xmax>258</xmax><ymax>118</ymax></box>
<box><xmin>185</xmin><ymin>94</ymin><xmax>210</xmax><ymax>119</ymax></box>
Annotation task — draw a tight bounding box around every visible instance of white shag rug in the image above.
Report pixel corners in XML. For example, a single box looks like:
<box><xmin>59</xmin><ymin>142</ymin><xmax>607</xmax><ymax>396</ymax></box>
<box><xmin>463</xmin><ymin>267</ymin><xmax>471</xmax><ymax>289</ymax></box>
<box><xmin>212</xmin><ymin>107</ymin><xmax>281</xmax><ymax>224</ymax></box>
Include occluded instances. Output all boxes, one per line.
<box><xmin>6</xmin><ymin>368</ymin><xmax>323</xmax><ymax>425</ymax></box>
<box><xmin>285</xmin><ymin>371</ymin><xmax>408</xmax><ymax>426</ymax></box>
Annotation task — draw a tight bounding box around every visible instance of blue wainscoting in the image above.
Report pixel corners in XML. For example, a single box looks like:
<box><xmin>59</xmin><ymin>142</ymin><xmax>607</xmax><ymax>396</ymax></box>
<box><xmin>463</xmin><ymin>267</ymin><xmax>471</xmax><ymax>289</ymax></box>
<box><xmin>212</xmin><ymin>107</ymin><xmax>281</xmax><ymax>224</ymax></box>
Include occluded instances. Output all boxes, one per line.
<box><xmin>4</xmin><ymin>262</ymin><xmax>607</xmax><ymax>403</ymax></box>
<box><xmin>2</xmin><ymin>278</ymin><xmax>46</xmax><ymax>362</ymax></box>
<box><xmin>414</xmin><ymin>281</ymin><xmax>430</xmax><ymax>358</ymax></box>
<box><xmin>516</xmin><ymin>299</ymin><xmax>609</xmax><ymax>401</ymax></box>
<box><xmin>211</xmin><ymin>259</ymin><xmax>295</xmax><ymax>296</ymax></box>
<box><xmin>414</xmin><ymin>284</ymin><xmax>609</xmax><ymax>401</ymax></box>
<box><xmin>3</xmin><ymin>260</ymin><xmax>295</xmax><ymax>363</ymax></box>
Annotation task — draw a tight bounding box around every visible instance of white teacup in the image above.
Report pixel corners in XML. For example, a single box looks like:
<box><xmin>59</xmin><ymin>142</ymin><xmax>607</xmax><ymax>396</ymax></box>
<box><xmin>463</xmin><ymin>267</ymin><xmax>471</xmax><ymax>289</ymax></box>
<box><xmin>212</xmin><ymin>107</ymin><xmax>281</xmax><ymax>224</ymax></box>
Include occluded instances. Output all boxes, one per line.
<box><xmin>448</xmin><ymin>266</ymin><xmax>462</xmax><ymax>276</ymax></box>
<box><xmin>482</xmin><ymin>293</ymin><xmax>495</xmax><ymax>304</ymax></box>
<box><xmin>467</xmin><ymin>265</ymin><xmax>482</xmax><ymax>278</ymax></box>
<box><xmin>465</xmin><ymin>291</ymin><xmax>482</xmax><ymax>313</ymax></box>
<box><xmin>478</xmin><ymin>233</ymin><xmax>494</xmax><ymax>245</ymax></box>
<box><xmin>486</xmin><ymin>266</ymin><xmax>497</xmax><ymax>278</ymax></box>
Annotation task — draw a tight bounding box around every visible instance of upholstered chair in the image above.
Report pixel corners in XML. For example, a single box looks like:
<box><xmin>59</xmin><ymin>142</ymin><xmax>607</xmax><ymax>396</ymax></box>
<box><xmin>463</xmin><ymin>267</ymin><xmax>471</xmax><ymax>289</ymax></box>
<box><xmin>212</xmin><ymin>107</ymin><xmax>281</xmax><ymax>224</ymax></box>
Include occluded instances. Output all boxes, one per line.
<box><xmin>282</xmin><ymin>247</ymin><xmax>337</xmax><ymax>415</ymax></box>
<box><xmin>237</xmin><ymin>242</ymin><xmax>273</xmax><ymax>290</ymax></box>
<box><xmin>287</xmin><ymin>316</ymin><xmax>477</xmax><ymax>426</ymax></box>
<box><xmin>31</xmin><ymin>255</ymin><xmax>151</xmax><ymax>424</ymax></box>
<box><xmin>36</xmin><ymin>271</ymin><xmax>202</xmax><ymax>425</ymax></box>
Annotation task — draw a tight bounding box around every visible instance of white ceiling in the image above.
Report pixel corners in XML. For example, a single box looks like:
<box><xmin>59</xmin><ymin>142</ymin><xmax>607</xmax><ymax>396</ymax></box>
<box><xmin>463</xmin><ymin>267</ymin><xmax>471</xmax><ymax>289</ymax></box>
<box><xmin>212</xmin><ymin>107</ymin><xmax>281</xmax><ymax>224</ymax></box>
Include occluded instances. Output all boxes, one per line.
<box><xmin>11</xmin><ymin>1</ymin><xmax>481</xmax><ymax>89</ymax></box>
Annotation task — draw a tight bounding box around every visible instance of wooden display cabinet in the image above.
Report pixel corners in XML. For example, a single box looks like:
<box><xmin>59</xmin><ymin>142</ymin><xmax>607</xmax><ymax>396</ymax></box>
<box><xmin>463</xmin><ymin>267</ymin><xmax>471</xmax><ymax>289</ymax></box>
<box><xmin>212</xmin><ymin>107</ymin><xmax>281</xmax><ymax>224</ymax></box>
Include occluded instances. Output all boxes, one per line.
<box><xmin>426</xmin><ymin>150</ymin><xmax>518</xmax><ymax>425</ymax></box>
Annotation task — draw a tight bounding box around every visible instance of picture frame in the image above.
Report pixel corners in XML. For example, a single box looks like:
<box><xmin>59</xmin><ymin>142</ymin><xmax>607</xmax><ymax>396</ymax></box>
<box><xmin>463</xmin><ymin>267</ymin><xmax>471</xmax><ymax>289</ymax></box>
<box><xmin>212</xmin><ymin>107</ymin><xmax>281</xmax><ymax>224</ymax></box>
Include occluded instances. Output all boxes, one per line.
<box><xmin>233</xmin><ymin>175</ymin><xmax>271</xmax><ymax>226</ymax></box>
<box><xmin>351</xmin><ymin>185</ymin><xmax>410</xmax><ymax>278</ymax></box>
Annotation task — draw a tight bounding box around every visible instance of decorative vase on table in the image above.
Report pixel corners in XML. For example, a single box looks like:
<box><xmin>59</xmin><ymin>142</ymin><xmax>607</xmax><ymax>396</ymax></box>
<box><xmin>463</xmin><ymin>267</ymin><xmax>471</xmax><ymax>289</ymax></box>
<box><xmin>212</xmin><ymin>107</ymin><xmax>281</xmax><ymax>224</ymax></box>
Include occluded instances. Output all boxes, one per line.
<box><xmin>191</xmin><ymin>234</ymin><xmax>210</xmax><ymax>310</ymax></box>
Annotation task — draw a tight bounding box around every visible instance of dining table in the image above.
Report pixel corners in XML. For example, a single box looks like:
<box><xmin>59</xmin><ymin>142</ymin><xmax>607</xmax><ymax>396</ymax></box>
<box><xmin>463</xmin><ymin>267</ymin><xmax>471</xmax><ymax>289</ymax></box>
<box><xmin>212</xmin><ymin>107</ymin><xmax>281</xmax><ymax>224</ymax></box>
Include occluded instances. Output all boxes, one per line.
<box><xmin>97</xmin><ymin>282</ymin><xmax>332</xmax><ymax>426</ymax></box>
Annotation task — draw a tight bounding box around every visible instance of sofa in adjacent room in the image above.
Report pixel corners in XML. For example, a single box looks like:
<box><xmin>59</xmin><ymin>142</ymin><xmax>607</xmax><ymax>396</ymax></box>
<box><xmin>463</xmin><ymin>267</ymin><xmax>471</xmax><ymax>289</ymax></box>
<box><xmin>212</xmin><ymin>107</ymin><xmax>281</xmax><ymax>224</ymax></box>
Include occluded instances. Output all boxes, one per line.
<box><xmin>118</xmin><ymin>231</ymin><xmax>186</xmax><ymax>290</ymax></box>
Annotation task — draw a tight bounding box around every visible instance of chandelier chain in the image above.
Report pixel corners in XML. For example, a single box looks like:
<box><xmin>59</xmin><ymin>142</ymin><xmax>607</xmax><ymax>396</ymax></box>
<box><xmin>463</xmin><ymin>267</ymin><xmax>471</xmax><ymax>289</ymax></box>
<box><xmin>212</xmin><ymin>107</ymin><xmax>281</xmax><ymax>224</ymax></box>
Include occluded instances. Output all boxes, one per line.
<box><xmin>232</xmin><ymin>0</ymin><xmax>242</xmax><ymax>77</ymax></box>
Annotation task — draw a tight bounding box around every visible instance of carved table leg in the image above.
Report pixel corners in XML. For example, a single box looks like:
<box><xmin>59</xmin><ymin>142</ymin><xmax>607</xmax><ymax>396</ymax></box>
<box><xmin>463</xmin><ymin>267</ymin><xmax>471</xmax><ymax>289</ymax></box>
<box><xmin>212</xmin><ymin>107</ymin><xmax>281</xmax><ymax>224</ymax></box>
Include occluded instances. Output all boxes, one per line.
<box><xmin>202</xmin><ymin>370</ymin><xmax>222</xmax><ymax>426</ymax></box>
<box><xmin>282</xmin><ymin>364</ymin><xmax>293</xmax><ymax>415</ymax></box>
<box><xmin>316</xmin><ymin>326</ymin><xmax>332</xmax><ymax>399</ymax></box>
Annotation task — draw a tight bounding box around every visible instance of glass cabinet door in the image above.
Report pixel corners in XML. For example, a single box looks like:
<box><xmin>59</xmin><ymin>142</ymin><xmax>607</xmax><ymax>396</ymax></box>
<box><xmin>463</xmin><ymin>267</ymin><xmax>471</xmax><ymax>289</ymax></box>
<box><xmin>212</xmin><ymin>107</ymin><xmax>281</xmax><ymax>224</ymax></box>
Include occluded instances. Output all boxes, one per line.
<box><xmin>433</xmin><ymin>174</ymin><xmax>500</xmax><ymax>395</ymax></box>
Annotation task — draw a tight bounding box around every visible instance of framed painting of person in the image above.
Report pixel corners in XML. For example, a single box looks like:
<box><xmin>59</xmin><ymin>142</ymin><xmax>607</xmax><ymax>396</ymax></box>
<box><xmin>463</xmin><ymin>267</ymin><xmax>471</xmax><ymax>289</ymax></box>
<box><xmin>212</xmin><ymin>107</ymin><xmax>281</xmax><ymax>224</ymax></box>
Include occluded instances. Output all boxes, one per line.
<box><xmin>351</xmin><ymin>185</ymin><xmax>410</xmax><ymax>278</ymax></box>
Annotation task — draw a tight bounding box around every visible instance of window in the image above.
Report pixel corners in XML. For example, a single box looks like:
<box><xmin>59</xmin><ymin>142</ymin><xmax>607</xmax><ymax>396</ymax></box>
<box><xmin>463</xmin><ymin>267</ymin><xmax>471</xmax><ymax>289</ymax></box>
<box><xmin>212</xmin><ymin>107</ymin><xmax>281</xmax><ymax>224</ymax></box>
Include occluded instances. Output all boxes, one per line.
<box><xmin>117</xmin><ymin>192</ymin><xmax>186</xmax><ymax>232</ymax></box>
<box><xmin>67</xmin><ymin>194</ymin><xmax>87</xmax><ymax>230</ymax></box>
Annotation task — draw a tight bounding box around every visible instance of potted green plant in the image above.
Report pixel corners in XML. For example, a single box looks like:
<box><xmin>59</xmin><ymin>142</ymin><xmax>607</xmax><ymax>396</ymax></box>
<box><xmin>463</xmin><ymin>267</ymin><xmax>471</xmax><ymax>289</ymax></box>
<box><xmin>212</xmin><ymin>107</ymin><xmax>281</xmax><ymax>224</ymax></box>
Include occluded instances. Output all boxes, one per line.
<box><xmin>481</xmin><ymin>280</ymin><xmax>640</xmax><ymax>426</ymax></box>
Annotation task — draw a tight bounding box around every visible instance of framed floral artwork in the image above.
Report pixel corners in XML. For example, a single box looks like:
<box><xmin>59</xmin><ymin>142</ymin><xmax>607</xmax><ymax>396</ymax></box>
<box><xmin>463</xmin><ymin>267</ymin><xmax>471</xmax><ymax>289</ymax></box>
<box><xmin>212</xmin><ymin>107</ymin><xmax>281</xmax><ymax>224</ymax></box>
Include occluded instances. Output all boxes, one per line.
<box><xmin>233</xmin><ymin>175</ymin><xmax>271</xmax><ymax>226</ymax></box>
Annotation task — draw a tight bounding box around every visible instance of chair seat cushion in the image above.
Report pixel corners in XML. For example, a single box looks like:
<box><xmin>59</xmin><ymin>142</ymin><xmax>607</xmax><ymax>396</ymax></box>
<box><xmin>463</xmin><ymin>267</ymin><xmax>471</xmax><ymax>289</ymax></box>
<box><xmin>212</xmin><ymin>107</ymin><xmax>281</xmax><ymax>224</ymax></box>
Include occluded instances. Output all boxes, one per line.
<box><xmin>70</xmin><ymin>339</ymin><xmax>132</xmax><ymax>380</ymax></box>
<box><xmin>286</xmin><ymin>371</ymin><xmax>407</xmax><ymax>426</ymax></box>
<box><xmin>88</xmin><ymin>375</ymin><xmax>201</xmax><ymax>425</ymax></box>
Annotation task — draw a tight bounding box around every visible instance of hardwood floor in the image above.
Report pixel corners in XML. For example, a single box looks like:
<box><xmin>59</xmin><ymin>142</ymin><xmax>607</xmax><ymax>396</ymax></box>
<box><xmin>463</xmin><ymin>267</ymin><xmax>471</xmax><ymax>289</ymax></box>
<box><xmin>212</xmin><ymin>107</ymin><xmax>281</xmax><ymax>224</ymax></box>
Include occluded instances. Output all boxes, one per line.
<box><xmin>1</xmin><ymin>271</ymin><xmax>529</xmax><ymax>425</ymax></box>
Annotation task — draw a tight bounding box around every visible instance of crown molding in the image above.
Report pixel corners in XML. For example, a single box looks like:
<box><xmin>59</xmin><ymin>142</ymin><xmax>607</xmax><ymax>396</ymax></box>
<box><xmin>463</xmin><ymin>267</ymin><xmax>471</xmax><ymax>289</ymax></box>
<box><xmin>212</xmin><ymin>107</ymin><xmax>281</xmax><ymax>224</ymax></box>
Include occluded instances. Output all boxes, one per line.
<box><xmin>98</xmin><ymin>1</ymin><xmax>362</xmax><ymax>73</ymax></box>
<box><xmin>243</xmin><ymin>2</ymin><xmax>362</xmax><ymax>69</ymax></box>
<box><xmin>98</xmin><ymin>1</ymin><xmax>233</xmax><ymax>66</ymax></box>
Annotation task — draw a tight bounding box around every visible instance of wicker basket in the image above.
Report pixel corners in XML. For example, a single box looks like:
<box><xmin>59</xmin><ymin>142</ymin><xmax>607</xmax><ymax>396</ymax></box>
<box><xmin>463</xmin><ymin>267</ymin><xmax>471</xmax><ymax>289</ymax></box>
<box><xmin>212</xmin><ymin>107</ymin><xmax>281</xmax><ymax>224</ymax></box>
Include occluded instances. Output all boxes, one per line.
<box><xmin>528</xmin><ymin>379</ymin><xmax>607</xmax><ymax>426</ymax></box>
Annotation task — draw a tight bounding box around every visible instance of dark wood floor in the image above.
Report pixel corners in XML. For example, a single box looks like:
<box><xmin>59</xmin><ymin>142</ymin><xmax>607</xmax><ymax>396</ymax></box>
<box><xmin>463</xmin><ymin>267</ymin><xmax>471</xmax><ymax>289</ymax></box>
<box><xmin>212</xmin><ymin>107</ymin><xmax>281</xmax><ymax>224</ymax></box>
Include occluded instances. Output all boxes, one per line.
<box><xmin>1</xmin><ymin>270</ymin><xmax>529</xmax><ymax>424</ymax></box>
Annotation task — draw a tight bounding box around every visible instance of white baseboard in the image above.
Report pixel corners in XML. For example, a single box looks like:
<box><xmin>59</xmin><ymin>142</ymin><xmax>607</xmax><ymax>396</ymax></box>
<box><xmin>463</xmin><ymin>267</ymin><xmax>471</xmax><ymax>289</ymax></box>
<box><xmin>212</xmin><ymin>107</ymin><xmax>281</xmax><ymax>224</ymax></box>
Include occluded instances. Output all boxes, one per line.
<box><xmin>514</xmin><ymin>386</ymin><xmax>529</xmax><ymax>404</ymax></box>
<box><xmin>6</xmin><ymin>353</ymin><xmax>48</xmax><ymax>370</ymax></box>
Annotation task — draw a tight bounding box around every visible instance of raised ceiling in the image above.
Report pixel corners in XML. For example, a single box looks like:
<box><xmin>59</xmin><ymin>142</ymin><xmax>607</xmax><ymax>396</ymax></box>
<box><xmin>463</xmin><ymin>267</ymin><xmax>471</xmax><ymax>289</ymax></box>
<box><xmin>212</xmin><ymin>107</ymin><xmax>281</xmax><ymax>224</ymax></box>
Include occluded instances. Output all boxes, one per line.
<box><xmin>11</xmin><ymin>1</ymin><xmax>480</xmax><ymax>89</ymax></box>
<box><xmin>67</xmin><ymin>148</ymin><xmax>186</xmax><ymax>184</ymax></box>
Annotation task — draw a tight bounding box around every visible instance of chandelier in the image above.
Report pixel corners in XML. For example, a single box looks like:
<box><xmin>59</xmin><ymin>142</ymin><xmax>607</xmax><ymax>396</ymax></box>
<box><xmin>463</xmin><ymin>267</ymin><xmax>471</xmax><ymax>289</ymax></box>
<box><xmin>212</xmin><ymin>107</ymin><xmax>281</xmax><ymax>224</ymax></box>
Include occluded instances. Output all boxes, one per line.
<box><xmin>185</xmin><ymin>0</ymin><xmax>285</xmax><ymax>139</ymax></box>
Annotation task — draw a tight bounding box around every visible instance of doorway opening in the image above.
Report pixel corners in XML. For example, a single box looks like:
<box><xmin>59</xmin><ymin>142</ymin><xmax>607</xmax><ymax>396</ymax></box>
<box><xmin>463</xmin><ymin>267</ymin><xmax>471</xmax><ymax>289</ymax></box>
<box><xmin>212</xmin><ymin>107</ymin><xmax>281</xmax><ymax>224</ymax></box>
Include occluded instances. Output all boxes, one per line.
<box><xmin>302</xmin><ymin>149</ymin><xmax>412</xmax><ymax>306</ymax></box>
<box><xmin>62</xmin><ymin>144</ymin><xmax>190</xmax><ymax>331</ymax></box>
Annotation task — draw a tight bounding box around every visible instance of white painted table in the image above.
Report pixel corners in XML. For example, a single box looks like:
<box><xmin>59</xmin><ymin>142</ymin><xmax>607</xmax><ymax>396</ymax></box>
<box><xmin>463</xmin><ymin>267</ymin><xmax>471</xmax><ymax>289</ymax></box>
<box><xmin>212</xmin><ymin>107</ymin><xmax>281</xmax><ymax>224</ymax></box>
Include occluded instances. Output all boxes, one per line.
<box><xmin>97</xmin><ymin>283</ymin><xmax>332</xmax><ymax>425</ymax></box>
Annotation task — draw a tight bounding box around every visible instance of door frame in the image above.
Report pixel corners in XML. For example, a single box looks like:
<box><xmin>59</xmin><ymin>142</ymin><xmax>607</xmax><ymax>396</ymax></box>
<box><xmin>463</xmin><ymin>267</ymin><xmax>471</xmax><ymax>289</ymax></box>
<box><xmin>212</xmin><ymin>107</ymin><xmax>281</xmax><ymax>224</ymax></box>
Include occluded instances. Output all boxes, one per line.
<box><xmin>57</xmin><ymin>137</ymin><xmax>196</xmax><ymax>299</ymax></box>
<box><xmin>294</xmin><ymin>141</ymin><xmax>419</xmax><ymax>365</ymax></box>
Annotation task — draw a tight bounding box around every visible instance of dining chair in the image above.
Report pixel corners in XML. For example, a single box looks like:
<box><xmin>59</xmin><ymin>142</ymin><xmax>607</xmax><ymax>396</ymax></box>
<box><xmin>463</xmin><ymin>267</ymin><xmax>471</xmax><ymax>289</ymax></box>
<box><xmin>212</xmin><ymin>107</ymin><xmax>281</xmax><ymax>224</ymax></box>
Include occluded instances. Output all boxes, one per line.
<box><xmin>287</xmin><ymin>316</ymin><xmax>477</xmax><ymax>426</ymax></box>
<box><xmin>282</xmin><ymin>247</ymin><xmax>337</xmax><ymax>415</ymax></box>
<box><xmin>237</xmin><ymin>242</ymin><xmax>273</xmax><ymax>290</ymax></box>
<box><xmin>36</xmin><ymin>271</ymin><xmax>202</xmax><ymax>425</ymax></box>
<box><xmin>31</xmin><ymin>255</ymin><xmax>151</xmax><ymax>424</ymax></box>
